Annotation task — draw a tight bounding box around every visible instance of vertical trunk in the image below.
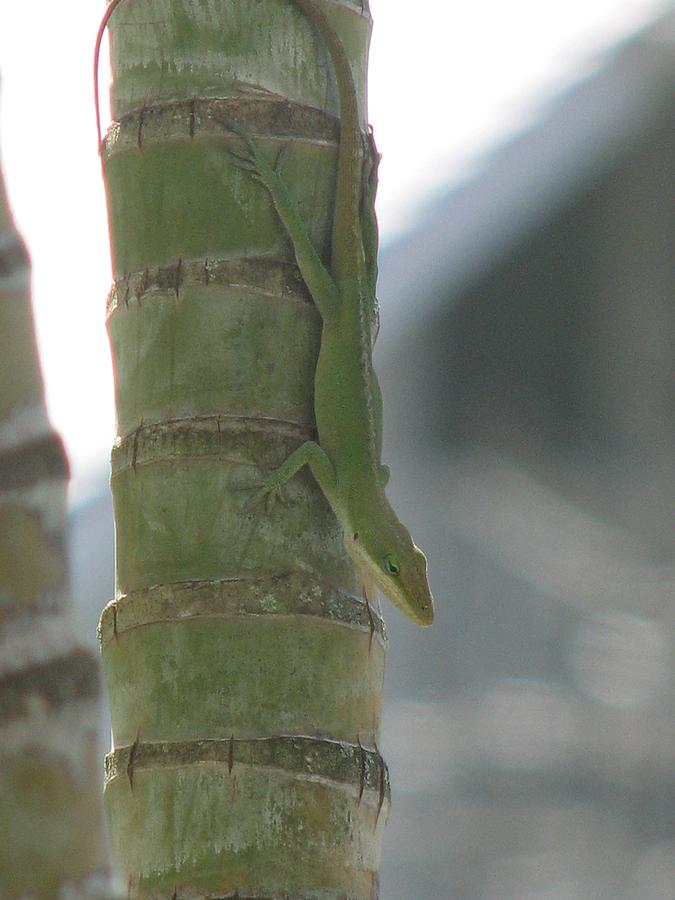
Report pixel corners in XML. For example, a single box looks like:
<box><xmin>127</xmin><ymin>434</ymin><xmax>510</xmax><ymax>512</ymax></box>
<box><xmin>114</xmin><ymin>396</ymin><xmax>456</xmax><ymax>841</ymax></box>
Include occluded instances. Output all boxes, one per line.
<box><xmin>0</xmin><ymin>142</ymin><xmax>110</xmax><ymax>896</ymax></box>
<box><xmin>98</xmin><ymin>1</ymin><xmax>389</xmax><ymax>897</ymax></box>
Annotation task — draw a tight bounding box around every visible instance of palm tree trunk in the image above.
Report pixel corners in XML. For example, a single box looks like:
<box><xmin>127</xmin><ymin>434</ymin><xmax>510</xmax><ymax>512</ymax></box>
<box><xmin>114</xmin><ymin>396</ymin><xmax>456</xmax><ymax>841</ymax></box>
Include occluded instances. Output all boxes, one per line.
<box><xmin>98</xmin><ymin>1</ymin><xmax>389</xmax><ymax>896</ymax></box>
<box><xmin>0</xmin><ymin>141</ymin><xmax>110</xmax><ymax>897</ymax></box>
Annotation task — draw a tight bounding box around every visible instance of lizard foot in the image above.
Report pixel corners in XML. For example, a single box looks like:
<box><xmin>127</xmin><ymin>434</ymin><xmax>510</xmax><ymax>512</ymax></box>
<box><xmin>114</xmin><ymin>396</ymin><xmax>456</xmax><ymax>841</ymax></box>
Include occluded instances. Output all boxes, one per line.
<box><xmin>224</xmin><ymin>119</ymin><xmax>289</xmax><ymax>188</ymax></box>
<box><xmin>247</xmin><ymin>478</ymin><xmax>288</xmax><ymax>514</ymax></box>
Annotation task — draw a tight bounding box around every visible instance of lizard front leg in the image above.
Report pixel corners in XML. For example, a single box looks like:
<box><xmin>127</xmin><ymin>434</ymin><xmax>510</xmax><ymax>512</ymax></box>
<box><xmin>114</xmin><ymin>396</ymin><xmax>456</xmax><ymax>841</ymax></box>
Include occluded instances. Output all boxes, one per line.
<box><xmin>256</xmin><ymin>440</ymin><xmax>339</xmax><ymax>513</ymax></box>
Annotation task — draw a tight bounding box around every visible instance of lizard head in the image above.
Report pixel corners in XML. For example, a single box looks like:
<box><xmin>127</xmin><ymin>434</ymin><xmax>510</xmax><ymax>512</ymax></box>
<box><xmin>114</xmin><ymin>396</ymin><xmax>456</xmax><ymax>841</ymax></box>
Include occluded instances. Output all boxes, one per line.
<box><xmin>346</xmin><ymin>523</ymin><xmax>434</xmax><ymax>627</ymax></box>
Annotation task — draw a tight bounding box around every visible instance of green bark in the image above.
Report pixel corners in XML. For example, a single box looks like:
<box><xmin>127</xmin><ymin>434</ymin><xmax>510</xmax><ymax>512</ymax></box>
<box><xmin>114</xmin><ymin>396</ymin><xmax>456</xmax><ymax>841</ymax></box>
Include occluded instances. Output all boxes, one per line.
<box><xmin>98</xmin><ymin>1</ymin><xmax>389</xmax><ymax>896</ymax></box>
<box><xmin>0</xmin><ymin>142</ymin><xmax>111</xmax><ymax>896</ymax></box>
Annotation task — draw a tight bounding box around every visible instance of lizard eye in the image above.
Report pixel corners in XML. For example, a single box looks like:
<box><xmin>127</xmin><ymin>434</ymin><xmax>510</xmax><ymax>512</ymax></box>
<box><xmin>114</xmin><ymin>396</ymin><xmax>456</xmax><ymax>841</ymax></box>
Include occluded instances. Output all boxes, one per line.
<box><xmin>382</xmin><ymin>553</ymin><xmax>400</xmax><ymax>576</ymax></box>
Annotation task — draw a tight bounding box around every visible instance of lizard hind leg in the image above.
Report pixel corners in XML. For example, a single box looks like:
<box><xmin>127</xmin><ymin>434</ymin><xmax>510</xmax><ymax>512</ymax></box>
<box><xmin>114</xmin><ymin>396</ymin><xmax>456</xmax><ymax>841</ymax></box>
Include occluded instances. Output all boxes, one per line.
<box><xmin>224</xmin><ymin>120</ymin><xmax>341</xmax><ymax>326</ymax></box>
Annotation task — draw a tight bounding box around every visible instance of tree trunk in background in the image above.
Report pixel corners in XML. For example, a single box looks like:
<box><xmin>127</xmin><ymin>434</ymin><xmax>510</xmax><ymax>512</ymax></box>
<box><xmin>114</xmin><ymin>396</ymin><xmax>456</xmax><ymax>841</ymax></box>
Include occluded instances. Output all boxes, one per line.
<box><xmin>0</xmin><ymin>143</ymin><xmax>111</xmax><ymax>895</ymax></box>
<box><xmin>98</xmin><ymin>1</ymin><xmax>389</xmax><ymax>896</ymax></box>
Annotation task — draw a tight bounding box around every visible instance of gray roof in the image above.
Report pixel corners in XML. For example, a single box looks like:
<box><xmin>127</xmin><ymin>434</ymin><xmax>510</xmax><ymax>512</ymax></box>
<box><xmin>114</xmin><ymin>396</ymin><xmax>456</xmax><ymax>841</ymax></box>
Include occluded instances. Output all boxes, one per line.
<box><xmin>379</xmin><ymin>8</ymin><xmax>675</xmax><ymax>337</ymax></box>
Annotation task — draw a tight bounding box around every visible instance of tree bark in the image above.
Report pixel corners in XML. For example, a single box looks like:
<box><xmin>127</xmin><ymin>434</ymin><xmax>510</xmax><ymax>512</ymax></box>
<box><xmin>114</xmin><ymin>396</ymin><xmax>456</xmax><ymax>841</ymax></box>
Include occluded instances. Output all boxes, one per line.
<box><xmin>98</xmin><ymin>1</ymin><xmax>389</xmax><ymax>896</ymax></box>
<box><xmin>0</xmin><ymin>134</ymin><xmax>111</xmax><ymax>897</ymax></box>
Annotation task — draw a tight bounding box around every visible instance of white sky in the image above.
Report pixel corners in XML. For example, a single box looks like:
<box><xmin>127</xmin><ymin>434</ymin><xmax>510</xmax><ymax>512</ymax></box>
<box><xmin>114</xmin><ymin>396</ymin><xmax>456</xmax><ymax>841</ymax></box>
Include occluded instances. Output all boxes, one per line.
<box><xmin>0</xmin><ymin>0</ymin><xmax>670</xmax><ymax>498</ymax></box>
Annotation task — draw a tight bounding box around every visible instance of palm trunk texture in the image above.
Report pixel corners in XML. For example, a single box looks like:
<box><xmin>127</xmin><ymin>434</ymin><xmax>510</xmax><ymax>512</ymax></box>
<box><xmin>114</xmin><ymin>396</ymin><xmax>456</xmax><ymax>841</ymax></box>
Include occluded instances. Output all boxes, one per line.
<box><xmin>98</xmin><ymin>1</ymin><xmax>389</xmax><ymax>896</ymax></box>
<box><xmin>0</xmin><ymin>149</ymin><xmax>110</xmax><ymax>894</ymax></box>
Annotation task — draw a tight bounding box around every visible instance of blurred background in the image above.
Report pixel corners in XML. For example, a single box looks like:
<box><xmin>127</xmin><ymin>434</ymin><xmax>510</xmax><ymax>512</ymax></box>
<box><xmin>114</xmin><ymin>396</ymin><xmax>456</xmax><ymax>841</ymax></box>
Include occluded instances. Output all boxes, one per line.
<box><xmin>2</xmin><ymin>1</ymin><xmax>674</xmax><ymax>897</ymax></box>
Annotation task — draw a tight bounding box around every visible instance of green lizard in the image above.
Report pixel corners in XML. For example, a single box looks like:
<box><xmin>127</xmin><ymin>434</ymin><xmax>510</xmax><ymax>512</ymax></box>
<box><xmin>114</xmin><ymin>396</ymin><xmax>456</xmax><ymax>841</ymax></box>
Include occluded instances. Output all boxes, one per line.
<box><xmin>94</xmin><ymin>0</ymin><xmax>433</xmax><ymax>625</ymax></box>
<box><xmin>233</xmin><ymin>0</ymin><xmax>433</xmax><ymax>626</ymax></box>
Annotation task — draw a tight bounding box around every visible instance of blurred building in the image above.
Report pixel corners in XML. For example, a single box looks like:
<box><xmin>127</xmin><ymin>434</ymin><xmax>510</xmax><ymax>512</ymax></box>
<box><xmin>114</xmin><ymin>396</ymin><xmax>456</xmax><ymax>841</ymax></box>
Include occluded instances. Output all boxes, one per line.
<box><xmin>69</xmin><ymin>8</ymin><xmax>675</xmax><ymax>899</ymax></box>
<box><xmin>376</xmin><ymin>9</ymin><xmax>675</xmax><ymax>900</ymax></box>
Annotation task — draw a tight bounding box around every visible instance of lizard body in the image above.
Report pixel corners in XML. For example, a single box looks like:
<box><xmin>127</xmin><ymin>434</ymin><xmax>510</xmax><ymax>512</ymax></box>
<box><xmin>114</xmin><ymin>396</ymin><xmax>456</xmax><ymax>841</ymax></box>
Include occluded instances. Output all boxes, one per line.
<box><xmin>237</xmin><ymin>0</ymin><xmax>433</xmax><ymax>626</ymax></box>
